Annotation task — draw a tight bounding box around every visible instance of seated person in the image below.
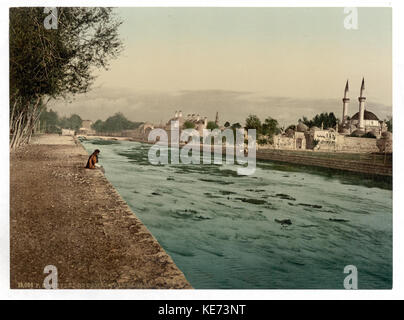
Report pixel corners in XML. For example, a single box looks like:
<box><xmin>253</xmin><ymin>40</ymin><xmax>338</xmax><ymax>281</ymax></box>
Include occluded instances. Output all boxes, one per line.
<box><xmin>85</xmin><ymin>149</ymin><xmax>100</xmax><ymax>169</ymax></box>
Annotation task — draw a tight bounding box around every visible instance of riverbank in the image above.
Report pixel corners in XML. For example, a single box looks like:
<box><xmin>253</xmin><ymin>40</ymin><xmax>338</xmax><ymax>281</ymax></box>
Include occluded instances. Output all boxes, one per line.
<box><xmin>81</xmin><ymin>135</ymin><xmax>392</xmax><ymax>178</ymax></box>
<box><xmin>10</xmin><ymin>134</ymin><xmax>191</xmax><ymax>289</ymax></box>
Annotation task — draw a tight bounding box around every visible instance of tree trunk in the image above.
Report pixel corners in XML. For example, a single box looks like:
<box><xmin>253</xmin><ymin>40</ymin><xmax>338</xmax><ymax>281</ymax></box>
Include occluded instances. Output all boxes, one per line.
<box><xmin>10</xmin><ymin>96</ymin><xmax>42</xmax><ymax>151</ymax></box>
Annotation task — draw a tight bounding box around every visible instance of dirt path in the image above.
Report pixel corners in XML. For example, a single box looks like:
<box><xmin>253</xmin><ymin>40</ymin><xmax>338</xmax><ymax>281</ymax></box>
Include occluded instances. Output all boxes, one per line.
<box><xmin>10</xmin><ymin>134</ymin><xmax>191</xmax><ymax>289</ymax></box>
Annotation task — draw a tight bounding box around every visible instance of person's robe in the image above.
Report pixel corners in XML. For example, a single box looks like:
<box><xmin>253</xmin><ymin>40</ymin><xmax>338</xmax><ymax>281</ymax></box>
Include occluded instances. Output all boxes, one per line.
<box><xmin>85</xmin><ymin>153</ymin><xmax>98</xmax><ymax>169</ymax></box>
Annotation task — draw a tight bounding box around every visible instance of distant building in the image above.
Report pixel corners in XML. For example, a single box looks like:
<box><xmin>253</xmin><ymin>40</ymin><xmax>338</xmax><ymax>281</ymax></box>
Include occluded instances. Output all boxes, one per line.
<box><xmin>77</xmin><ymin>119</ymin><xmax>95</xmax><ymax>135</ymax></box>
<box><xmin>270</xmin><ymin>78</ymin><xmax>390</xmax><ymax>153</ymax></box>
<box><xmin>61</xmin><ymin>129</ymin><xmax>75</xmax><ymax>136</ymax></box>
<box><xmin>81</xmin><ymin>120</ymin><xmax>93</xmax><ymax>130</ymax></box>
<box><xmin>166</xmin><ymin>110</ymin><xmax>208</xmax><ymax>136</ymax></box>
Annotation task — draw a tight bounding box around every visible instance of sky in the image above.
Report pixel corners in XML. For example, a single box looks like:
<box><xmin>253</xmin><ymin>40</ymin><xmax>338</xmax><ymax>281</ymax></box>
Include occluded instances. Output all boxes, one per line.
<box><xmin>50</xmin><ymin>7</ymin><xmax>392</xmax><ymax>127</ymax></box>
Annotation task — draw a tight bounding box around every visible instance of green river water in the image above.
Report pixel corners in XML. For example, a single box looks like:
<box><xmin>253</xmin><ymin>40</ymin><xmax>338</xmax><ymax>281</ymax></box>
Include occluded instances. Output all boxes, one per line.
<box><xmin>82</xmin><ymin>139</ymin><xmax>392</xmax><ymax>289</ymax></box>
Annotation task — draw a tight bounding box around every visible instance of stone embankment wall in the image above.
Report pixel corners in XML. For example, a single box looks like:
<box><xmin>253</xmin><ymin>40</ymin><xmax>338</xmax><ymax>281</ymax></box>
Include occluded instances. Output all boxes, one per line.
<box><xmin>256</xmin><ymin>149</ymin><xmax>392</xmax><ymax>177</ymax></box>
<box><xmin>308</xmin><ymin>135</ymin><xmax>379</xmax><ymax>153</ymax></box>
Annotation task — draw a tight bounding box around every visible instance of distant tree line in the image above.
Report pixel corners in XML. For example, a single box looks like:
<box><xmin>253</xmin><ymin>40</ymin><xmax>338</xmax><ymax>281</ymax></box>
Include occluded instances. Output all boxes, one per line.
<box><xmin>243</xmin><ymin>115</ymin><xmax>281</xmax><ymax>145</ymax></box>
<box><xmin>299</xmin><ymin>112</ymin><xmax>338</xmax><ymax>129</ymax></box>
<box><xmin>39</xmin><ymin>109</ymin><xmax>142</xmax><ymax>135</ymax></box>
<box><xmin>39</xmin><ymin>108</ymin><xmax>83</xmax><ymax>133</ymax></box>
<box><xmin>91</xmin><ymin>113</ymin><xmax>143</xmax><ymax>133</ymax></box>
<box><xmin>244</xmin><ymin>115</ymin><xmax>281</xmax><ymax>136</ymax></box>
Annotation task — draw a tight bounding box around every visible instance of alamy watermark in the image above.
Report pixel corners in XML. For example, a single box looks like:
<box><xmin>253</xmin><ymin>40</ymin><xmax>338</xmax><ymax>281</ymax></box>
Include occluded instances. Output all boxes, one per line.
<box><xmin>147</xmin><ymin>121</ymin><xmax>256</xmax><ymax>175</ymax></box>
<box><xmin>343</xmin><ymin>265</ymin><xmax>358</xmax><ymax>289</ymax></box>
<box><xmin>344</xmin><ymin>7</ymin><xmax>358</xmax><ymax>30</ymax></box>
<box><xmin>44</xmin><ymin>7</ymin><xmax>58</xmax><ymax>30</ymax></box>
<box><xmin>43</xmin><ymin>264</ymin><xmax>58</xmax><ymax>289</ymax></box>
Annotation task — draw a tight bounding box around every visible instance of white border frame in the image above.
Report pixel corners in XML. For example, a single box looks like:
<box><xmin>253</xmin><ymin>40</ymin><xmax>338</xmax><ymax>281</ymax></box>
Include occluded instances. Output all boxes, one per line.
<box><xmin>1</xmin><ymin>0</ymin><xmax>402</xmax><ymax>300</ymax></box>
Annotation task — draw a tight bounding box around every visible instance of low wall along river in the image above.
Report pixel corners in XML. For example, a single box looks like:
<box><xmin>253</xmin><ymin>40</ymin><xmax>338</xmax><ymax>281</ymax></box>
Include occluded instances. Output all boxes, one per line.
<box><xmin>81</xmin><ymin>138</ymin><xmax>392</xmax><ymax>289</ymax></box>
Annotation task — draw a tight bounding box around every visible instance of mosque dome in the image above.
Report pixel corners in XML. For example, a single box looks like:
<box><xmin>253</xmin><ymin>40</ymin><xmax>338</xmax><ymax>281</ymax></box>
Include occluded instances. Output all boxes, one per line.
<box><xmin>350</xmin><ymin>110</ymin><xmax>379</xmax><ymax>121</ymax></box>
<box><xmin>296</xmin><ymin>122</ymin><xmax>309</xmax><ymax>132</ymax></box>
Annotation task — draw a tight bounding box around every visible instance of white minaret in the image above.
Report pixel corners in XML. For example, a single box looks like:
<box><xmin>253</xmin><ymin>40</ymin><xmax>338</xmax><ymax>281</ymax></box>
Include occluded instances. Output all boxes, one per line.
<box><xmin>342</xmin><ymin>80</ymin><xmax>350</xmax><ymax>125</ymax></box>
<box><xmin>175</xmin><ymin>110</ymin><xmax>178</xmax><ymax>118</ymax></box>
<box><xmin>358</xmin><ymin>78</ymin><xmax>366</xmax><ymax>131</ymax></box>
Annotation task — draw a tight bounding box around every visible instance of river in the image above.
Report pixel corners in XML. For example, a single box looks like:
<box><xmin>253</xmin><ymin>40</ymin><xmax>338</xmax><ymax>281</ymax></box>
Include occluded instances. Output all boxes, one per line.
<box><xmin>81</xmin><ymin>139</ymin><xmax>392</xmax><ymax>289</ymax></box>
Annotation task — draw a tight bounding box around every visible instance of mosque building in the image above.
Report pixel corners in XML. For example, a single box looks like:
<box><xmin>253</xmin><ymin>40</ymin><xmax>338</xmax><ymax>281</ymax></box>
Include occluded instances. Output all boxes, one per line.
<box><xmin>273</xmin><ymin>78</ymin><xmax>390</xmax><ymax>152</ymax></box>
<box><xmin>339</xmin><ymin>78</ymin><xmax>387</xmax><ymax>136</ymax></box>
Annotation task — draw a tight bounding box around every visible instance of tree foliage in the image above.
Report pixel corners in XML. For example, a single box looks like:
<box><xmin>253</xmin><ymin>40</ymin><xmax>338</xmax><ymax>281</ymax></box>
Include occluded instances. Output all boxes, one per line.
<box><xmin>286</xmin><ymin>124</ymin><xmax>296</xmax><ymax>131</ymax></box>
<box><xmin>39</xmin><ymin>107</ymin><xmax>59</xmax><ymax>133</ymax></box>
<box><xmin>244</xmin><ymin>115</ymin><xmax>281</xmax><ymax>139</ymax></box>
<box><xmin>183</xmin><ymin>121</ymin><xmax>196</xmax><ymax>129</ymax></box>
<box><xmin>206</xmin><ymin>121</ymin><xmax>219</xmax><ymax>130</ymax></box>
<box><xmin>243</xmin><ymin>115</ymin><xmax>281</xmax><ymax>144</ymax></box>
<box><xmin>59</xmin><ymin>114</ymin><xmax>83</xmax><ymax>131</ymax></box>
<box><xmin>91</xmin><ymin>113</ymin><xmax>142</xmax><ymax>133</ymax></box>
<box><xmin>244</xmin><ymin>115</ymin><xmax>262</xmax><ymax>133</ymax></box>
<box><xmin>385</xmin><ymin>116</ymin><xmax>392</xmax><ymax>132</ymax></box>
<box><xmin>262</xmin><ymin>117</ymin><xmax>280</xmax><ymax>138</ymax></box>
<box><xmin>299</xmin><ymin>112</ymin><xmax>338</xmax><ymax>129</ymax></box>
<box><xmin>10</xmin><ymin>8</ymin><xmax>122</xmax><ymax>101</ymax></box>
<box><xmin>91</xmin><ymin>120</ymin><xmax>105</xmax><ymax>133</ymax></box>
<box><xmin>10</xmin><ymin>7</ymin><xmax>123</xmax><ymax>149</ymax></box>
<box><xmin>38</xmin><ymin>108</ymin><xmax>82</xmax><ymax>133</ymax></box>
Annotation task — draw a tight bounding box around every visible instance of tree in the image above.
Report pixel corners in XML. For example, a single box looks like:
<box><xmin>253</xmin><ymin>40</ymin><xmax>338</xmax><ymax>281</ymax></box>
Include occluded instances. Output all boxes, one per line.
<box><xmin>262</xmin><ymin>117</ymin><xmax>280</xmax><ymax>138</ymax></box>
<box><xmin>224</xmin><ymin>121</ymin><xmax>231</xmax><ymax>128</ymax></box>
<box><xmin>206</xmin><ymin>121</ymin><xmax>219</xmax><ymax>130</ymax></box>
<box><xmin>58</xmin><ymin>114</ymin><xmax>82</xmax><ymax>131</ymax></box>
<box><xmin>90</xmin><ymin>113</ymin><xmax>142</xmax><ymax>133</ymax></box>
<box><xmin>299</xmin><ymin>112</ymin><xmax>338</xmax><ymax>129</ymax></box>
<box><xmin>385</xmin><ymin>116</ymin><xmax>392</xmax><ymax>132</ymax></box>
<box><xmin>245</xmin><ymin>115</ymin><xmax>262</xmax><ymax>133</ymax></box>
<box><xmin>69</xmin><ymin>114</ymin><xmax>83</xmax><ymax>131</ymax></box>
<box><xmin>10</xmin><ymin>7</ymin><xmax>123</xmax><ymax>149</ymax></box>
<box><xmin>39</xmin><ymin>107</ymin><xmax>59</xmax><ymax>133</ymax></box>
<box><xmin>286</xmin><ymin>125</ymin><xmax>296</xmax><ymax>131</ymax></box>
<box><xmin>92</xmin><ymin>119</ymin><xmax>105</xmax><ymax>133</ymax></box>
<box><xmin>104</xmin><ymin>112</ymin><xmax>139</xmax><ymax>132</ymax></box>
<box><xmin>183</xmin><ymin>121</ymin><xmax>195</xmax><ymax>129</ymax></box>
